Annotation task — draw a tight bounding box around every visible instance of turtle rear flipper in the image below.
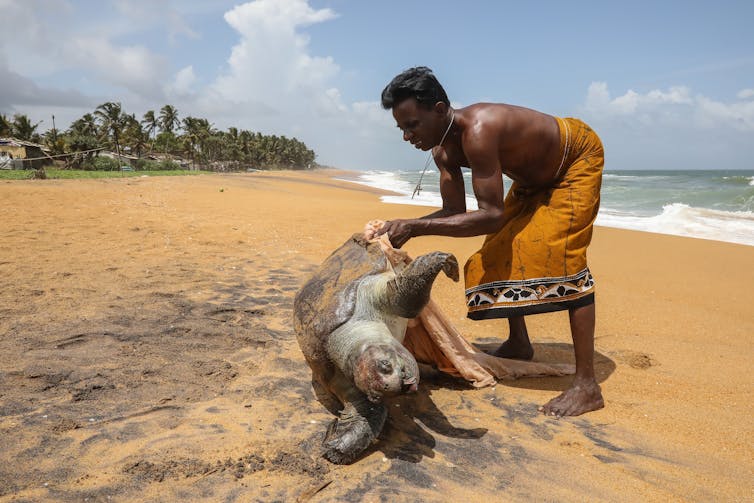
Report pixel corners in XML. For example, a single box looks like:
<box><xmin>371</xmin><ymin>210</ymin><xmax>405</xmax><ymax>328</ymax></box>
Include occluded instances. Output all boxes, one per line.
<box><xmin>383</xmin><ymin>251</ymin><xmax>459</xmax><ymax>318</ymax></box>
<box><xmin>322</xmin><ymin>402</ymin><xmax>387</xmax><ymax>464</ymax></box>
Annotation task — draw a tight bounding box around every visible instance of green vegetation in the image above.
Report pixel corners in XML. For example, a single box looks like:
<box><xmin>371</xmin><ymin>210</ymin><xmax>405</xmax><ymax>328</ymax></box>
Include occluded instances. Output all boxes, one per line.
<box><xmin>1</xmin><ymin>113</ymin><xmax>39</xmax><ymax>141</ymax></box>
<box><xmin>0</xmin><ymin>169</ymin><xmax>209</xmax><ymax>180</ymax></box>
<box><xmin>1</xmin><ymin>102</ymin><xmax>318</xmax><ymax>172</ymax></box>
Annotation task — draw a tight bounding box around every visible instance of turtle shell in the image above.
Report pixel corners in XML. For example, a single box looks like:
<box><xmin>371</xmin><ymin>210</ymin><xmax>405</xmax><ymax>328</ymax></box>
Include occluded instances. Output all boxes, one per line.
<box><xmin>293</xmin><ymin>233</ymin><xmax>389</xmax><ymax>366</ymax></box>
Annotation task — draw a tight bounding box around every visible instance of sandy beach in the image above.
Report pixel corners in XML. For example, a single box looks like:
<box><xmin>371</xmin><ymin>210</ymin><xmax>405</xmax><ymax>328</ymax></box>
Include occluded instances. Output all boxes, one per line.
<box><xmin>0</xmin><ymin>171</ymin><xmax>752</xmax><ymax>502</ymax></box>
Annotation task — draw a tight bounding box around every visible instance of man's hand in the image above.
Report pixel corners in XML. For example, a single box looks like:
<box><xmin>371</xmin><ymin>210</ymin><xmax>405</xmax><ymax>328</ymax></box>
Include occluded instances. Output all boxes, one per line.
<box><xmin>376</xmin><ymin>219</ymin><xmax>414</xmax><ymax>248</ymax></box>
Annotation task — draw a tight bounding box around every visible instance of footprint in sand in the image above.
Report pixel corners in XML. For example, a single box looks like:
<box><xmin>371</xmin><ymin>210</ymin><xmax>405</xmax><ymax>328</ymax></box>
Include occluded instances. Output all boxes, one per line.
<box><xmin>612</xmin><ymin>350</ymin><xmax>654</xmax><ymax>369</ymax></box>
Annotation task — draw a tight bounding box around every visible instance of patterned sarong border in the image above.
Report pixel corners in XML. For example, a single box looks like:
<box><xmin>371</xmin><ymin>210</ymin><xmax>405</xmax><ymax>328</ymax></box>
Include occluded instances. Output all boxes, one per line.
<box><xmin>467</xmin><ymin>293</ymin><xmax>594</xmax><ymax>319</ymax></box>
<box><xmin>466</xmin><ymin>267</ymin><xmax>595</xmax><ymax>319</ymax></box>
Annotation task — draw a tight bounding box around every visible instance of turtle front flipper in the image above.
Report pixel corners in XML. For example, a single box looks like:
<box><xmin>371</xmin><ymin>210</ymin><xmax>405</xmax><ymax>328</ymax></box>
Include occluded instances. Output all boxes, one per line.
<box><xmin>383</xmin><ymin>251</ymin><xmax>459</xmax><ymax>318</ymax></box>
<box><xmin>322</xmin><ymin>399</ymin><xmax>387</xmax><ymax>464</ymax></box>
<box><xmin>321</xmin><ymin>371</ymin><xmax>388</xmax><ymax>464</ymax></box>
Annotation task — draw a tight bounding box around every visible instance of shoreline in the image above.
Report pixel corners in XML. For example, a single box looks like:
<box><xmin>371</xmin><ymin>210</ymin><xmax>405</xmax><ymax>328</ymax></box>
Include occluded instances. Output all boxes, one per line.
<box><xmin>332</xmin><ymin>168</ymin><xmax>754</xmax><ymax>247</ymax></box>
<box><xmin>0</xmin><ymin>172</ymin><xmax>751</xmax><ymax>501</ymax></box>
<box><xmin>6</xmin><ymin>166</ymin><xmax>752</xmax><ymax>247</ymax></box>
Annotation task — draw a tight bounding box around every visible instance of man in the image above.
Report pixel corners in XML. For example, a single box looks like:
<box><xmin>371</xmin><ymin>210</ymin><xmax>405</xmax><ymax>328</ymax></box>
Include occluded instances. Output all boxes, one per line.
<box><xmin>378</xmin><ymin>67</ymin><xmax>604</xmax><ymax>417</ymax></box>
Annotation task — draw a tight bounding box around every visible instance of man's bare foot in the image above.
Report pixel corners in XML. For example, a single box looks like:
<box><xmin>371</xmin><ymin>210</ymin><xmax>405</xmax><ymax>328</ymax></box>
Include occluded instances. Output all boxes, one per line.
<box><xmin>539</xmin><ymin>378</ymin><xmax>604</xmax><ymax>417</ymax></box>
<box><xmin>488</xmin><ymin>339</ymin><xmax>534</xmax><ymax>361</ymax></box>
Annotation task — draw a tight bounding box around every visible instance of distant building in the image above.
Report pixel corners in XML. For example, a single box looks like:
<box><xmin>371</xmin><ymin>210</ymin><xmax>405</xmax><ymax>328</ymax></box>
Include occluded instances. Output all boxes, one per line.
<box><xmin>0</xmin><ymin>151</ymin><xmax>11</xmax><ymax>169</ymax></box>
<box><xmin>0</xmin><ymin>137</ymin><xmax>50</xmax><ymax>169</ymax></box>
<box><xmin>100</xmin><ymin>150</ymin><xmax>140</xmax><ymax>162</ymax></box>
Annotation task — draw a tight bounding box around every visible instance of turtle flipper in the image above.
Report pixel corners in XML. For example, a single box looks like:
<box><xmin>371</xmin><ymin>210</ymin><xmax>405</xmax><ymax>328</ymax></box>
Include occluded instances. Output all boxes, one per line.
<box><xmin>322</xmin><ymin>401</ymin><xmax>387</xmax><ymax>464</ymax></box>
<box><xmin>383</xmin><ymin>251</ymin><xmax>459</xmax><ymax>318</ymax></box>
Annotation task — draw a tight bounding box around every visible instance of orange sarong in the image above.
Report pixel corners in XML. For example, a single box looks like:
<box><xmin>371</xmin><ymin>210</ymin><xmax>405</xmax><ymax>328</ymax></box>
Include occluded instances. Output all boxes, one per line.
<box><xmin>464</xmin><ymin>117</ymin><xmax>604</xmax><ymax>320</ymax></box>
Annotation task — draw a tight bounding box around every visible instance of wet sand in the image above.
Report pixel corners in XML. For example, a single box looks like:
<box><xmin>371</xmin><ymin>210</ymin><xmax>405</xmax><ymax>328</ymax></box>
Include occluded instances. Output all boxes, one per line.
<box><xmin>0</xmin><ymin>171</ymin><xmax>752</xmax><ymax>502</ymax></box>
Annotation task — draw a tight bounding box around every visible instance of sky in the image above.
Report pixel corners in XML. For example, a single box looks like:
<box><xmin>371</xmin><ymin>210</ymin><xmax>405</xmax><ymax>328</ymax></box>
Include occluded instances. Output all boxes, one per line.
<box><xmin>1</xmin><ymin>0</ymin><xmax>753</xmax><ymax>172</ymax></box>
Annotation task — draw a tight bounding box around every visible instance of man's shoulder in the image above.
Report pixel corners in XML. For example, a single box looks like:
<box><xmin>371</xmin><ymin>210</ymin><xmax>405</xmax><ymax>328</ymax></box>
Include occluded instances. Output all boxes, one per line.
<box><xmin>463</xmin><ymin>103</ymin><xmax>555</xmax><ymax>142</ymax></box>
<box><xmin>461</xmin><ymin>102</ymin><xmax>518</xmax><ymax>128</ymax></box>
<box><xmin>465</xmin><ymin>101</ymin><xmax>516</xmax><ymax>110</ymax></box>
<box><xmin>457</xmin><ymin>103</ymin><xmax>509</xmax><ymax>145</ymax></box>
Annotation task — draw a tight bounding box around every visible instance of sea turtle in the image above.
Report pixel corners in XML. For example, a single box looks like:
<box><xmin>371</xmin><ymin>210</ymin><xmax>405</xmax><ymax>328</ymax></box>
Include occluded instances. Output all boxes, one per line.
<box><xmin>294</xmin><ymin>232</ymin><xmax>458</xmax><ymax>464</ymax></box>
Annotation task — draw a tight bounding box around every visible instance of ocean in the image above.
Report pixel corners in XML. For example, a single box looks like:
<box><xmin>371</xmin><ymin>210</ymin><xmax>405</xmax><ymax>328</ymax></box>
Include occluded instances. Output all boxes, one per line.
<box><xmin>338</xmin><ymin>169</ymin><xmax>754</xmax><ymax>247</ymax></box>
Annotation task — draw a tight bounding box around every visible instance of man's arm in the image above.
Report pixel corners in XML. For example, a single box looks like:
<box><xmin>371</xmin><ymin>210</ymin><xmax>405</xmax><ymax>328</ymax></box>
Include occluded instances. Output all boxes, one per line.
<box><xmin>378</xmin><ymin>130</ymin><xmax>505</xmax><ymax>247</ymax></box>
<box><xmin>417</xmin><ymin>162</ymin><xmax>467</xmax><ymax>219</ymax></box>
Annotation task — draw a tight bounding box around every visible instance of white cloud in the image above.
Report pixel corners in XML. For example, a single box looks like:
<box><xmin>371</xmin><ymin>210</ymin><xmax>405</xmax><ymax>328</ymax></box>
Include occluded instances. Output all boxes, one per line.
<box><xmin>168</xmin><ymin>66</ymin><xmax>197</xmax><ymax>96</ymax></box>
<box><xmin>737</xmin><ymin>88</ymin><xmax>754</xmax><ymax>100</ymax></box>
<box><xmin>0</xmin><ymin>0</ymin><xmax>72</xmax><ymax>76</ymax></box>
<box><xmin>0</xmin><ymin>0</ymin><xmax>186</xmax><ymax>99</ymax></box>
<box><xmin>695</xmin><ymin>95</ymin><xmax>754</xmax><ymax>131</ymax></box>
<box><xmin>586</xmin><ymin>82</ymin><xmax>693</xmax><ymax>115</ymax></box>
<box><xmin>580</xmin><ymin>82</ymin><xmax>754</xmax><ymax>170</ymax></box>
<box><xmin>205</xmin><ymin>0</ymin><xmax>339</xmax><ymax>114</ymax></box>
<box><xmin>64</xmin><ymin>37</ymin><xmax>168</xmax><ymax>99</ymax></box>
<box><xmin>166</xmin><ymin>8</ymin><xmax>200</xmax><ymax>43</ymax></box>
<box><xmin>584</xmin><ymin>81</ymin><xmax>754</xmax><ymax>132</ymax></box>
<box><xmin>113</xmin><ymin>0</ymin><xmax>199</xmax><ymax>43</ymax></box>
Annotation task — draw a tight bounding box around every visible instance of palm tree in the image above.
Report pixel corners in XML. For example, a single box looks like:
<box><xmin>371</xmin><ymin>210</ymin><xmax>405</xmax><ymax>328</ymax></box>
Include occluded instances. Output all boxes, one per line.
<box><xmin>70</xmin><ymin>113</ymin><xmax>98</xmax><ymax>137</ymax></box>
<box><xmin>195</xmin><ymin>118</ymin><xmax>215</xmax><ymax>162</ymax></box>
<box><xmin>141</xmin><ymin>110</ymin><xmax>158</xmax><ymax>154</ymax></box>
<box><xmin>11</xmin><ymin>114</ymin><xmax>41</xmax><ymax>142</ymax></box>
<box><xmin>66</xmin><ymin>113</ymin><xmax>99</xmax><ymax>169</ymax></box>
<box><xmin>0</xmin><ymin>114</ymin><xmax>11</xmax><ymax>137</ymax></box>
<box><xmin>123</xmin><ymin>114</ymin><xmax>149</xmax><ymax>159</ymax></box>
<box><xmin>204</xmin><ymin>133</ymin><xmax>223</xmax><ymax>166</ymax></box>
<box><xmin>94</xmin><ymin>102</ymin><xmax>125</xmax><ymax>166</ymax></box>
<box><xmin>43</xmin><ymin>130</ymin><xmax>66</xmax><ymax>156</ymax></box>
<box><xmin>3</xmin><ymin>102</ymin><xmax>320</xmax><ymax>172</ymax></box>
<box><xmin>158</xmin><ymin>105</ymin><xmax>180</xmax><ymax>157</ymax></box>
<box><xmin>181</xmin><ymin>116</ymin><xmax>201</xmax><ymax>169</ymax></box>
<box><xmin>222</xmin><ymin>128</ymin><xmax>242</xmax><ymax>167</ymax></box>
<box><xmin>181</xmin><ymin>116</ymin><xmax>215</xmax><ymax>169</ymax></box>
<box><xmin>158</xmin><ymin>105</ymin><xmax>180</xmax><ymax>135</ymax></box>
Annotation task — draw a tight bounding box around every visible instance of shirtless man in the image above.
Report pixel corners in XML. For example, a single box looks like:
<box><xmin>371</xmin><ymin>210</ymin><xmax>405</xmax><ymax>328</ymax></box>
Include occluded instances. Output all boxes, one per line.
<box><xmin>378</xmin><ymin>67</ymin><xmax>605</xmax><ymax>416</ymax></box>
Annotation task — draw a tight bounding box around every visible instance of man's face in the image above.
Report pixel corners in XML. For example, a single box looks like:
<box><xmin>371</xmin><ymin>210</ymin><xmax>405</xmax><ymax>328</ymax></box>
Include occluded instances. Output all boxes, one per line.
<box><xmin>392</xmin><ymin>98</ymin><xmax>444</xmax><ymax>151</ymax></box>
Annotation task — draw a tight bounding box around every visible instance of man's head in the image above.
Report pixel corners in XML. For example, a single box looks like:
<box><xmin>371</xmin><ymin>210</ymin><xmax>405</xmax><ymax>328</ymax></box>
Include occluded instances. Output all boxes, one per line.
<box><xmin>381</xmin><ymin>67</ymin><xmax>452</xmax><ymax>151</ymax></box>
<box><xmin>380</xmin><ymin>66</ymin><xmax>449</xmax><ymax>111</ymax></box>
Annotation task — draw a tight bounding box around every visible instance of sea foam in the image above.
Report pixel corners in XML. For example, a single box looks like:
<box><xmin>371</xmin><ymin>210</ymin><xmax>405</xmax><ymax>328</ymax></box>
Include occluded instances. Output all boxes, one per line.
<box><xmin>597</xmin><ymin>203</ymin><xmax>754</xmax><ymax>246</ymax></box>
<box><xmin>340</xmin><ymin>170</ymin><xmax>754</xmax><ymax>247</ymax></box>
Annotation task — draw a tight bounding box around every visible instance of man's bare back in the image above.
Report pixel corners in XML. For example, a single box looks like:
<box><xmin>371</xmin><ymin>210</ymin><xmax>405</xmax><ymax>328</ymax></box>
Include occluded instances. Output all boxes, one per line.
<box><xmin>441</xmin><ymin>103</ymin><xmax>563</xmax><ymax>188</ymax></box>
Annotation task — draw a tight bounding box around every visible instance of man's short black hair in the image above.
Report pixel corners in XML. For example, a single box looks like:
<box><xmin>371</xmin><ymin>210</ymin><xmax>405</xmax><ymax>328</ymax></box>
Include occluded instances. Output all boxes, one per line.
<box><xmin>381</xmin><ymin>66</ymin><xmax>450</xmax><ymax>110</ymax></box>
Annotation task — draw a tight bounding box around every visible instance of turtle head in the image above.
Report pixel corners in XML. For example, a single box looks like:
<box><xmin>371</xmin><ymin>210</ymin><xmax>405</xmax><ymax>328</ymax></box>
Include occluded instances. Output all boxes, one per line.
<box><xmin>353</xmin><ymin>343</ymin><xmax>419</xmax><ymax>403</ymax></box>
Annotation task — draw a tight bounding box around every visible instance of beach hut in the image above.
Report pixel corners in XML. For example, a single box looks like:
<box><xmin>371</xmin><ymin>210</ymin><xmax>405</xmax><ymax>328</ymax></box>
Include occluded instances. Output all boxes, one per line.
<box><xmin>0</xmin><ymin>137</ymin><xmax>50</xmax><ymax>169</ymax></box>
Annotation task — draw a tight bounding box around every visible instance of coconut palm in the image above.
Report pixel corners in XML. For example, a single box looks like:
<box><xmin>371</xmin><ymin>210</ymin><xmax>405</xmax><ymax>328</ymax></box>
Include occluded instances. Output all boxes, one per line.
<box><xmin>43</xmin><ymin>130</ymin><xmax>66</xmax><ymax>155</ymax></box>
<box><xmin>180</xmin><ymin>116</ymin><xmax>201</xmax><ymax>169</ymax></box>
<box><xmin>141</xmin><ymin>110</ymin><xmax>158</xmax><ymax>154</ymax></box>
<box><xmin>11</xmin><ymin>114</ymin><xmax>41</xmax><ymax>142</ymax></box>
<box><xmin>66</xmin><ymin>113</ymin><xmax>100</xmax><ymax>169</ymax></box>
<box><xmin>158</xmin><ymin>105</ymin><xmax>180</xmax><ymax>135</ymax></box>
<box><xmin>94</xmin><ymin>102</ymin><xmax>126</xmax><ymax>164</ymax></box>
<box><xmin>220</xmin><ymin>128</ymin><xmax>242</xmax><ymax>167</ymax></box>
<box><xmin>0</xmin><ymin>114</ymin><xmax>11</xmax><ymax>137</ymax></box>
<box><xmin>69</xmin><ymin>113</ymin><xmax>98</xmax><ymax>137</ymax></box>
<box><xmin>154</xmin><ymin>130</ymin><xmax>179</xmax><ymax>158</ymax></box>
<box><xmin>6</xmin><ymin>101</ymin><xmax>319</xmax><ymax>172</ymax></box>
<box><xmin>158</xmin><ymin>105</ymin><xmax>180</xmax><ymax>157</ymax></box>
<box><xmin>181</xmin><ymin>116</ymin><xmax>215</xmax><ymax>169</ymax></box>
<box><xmin>123</xmin><ymin>114</ymin><xmax>149</xmax><ymax>159</ymax></box>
